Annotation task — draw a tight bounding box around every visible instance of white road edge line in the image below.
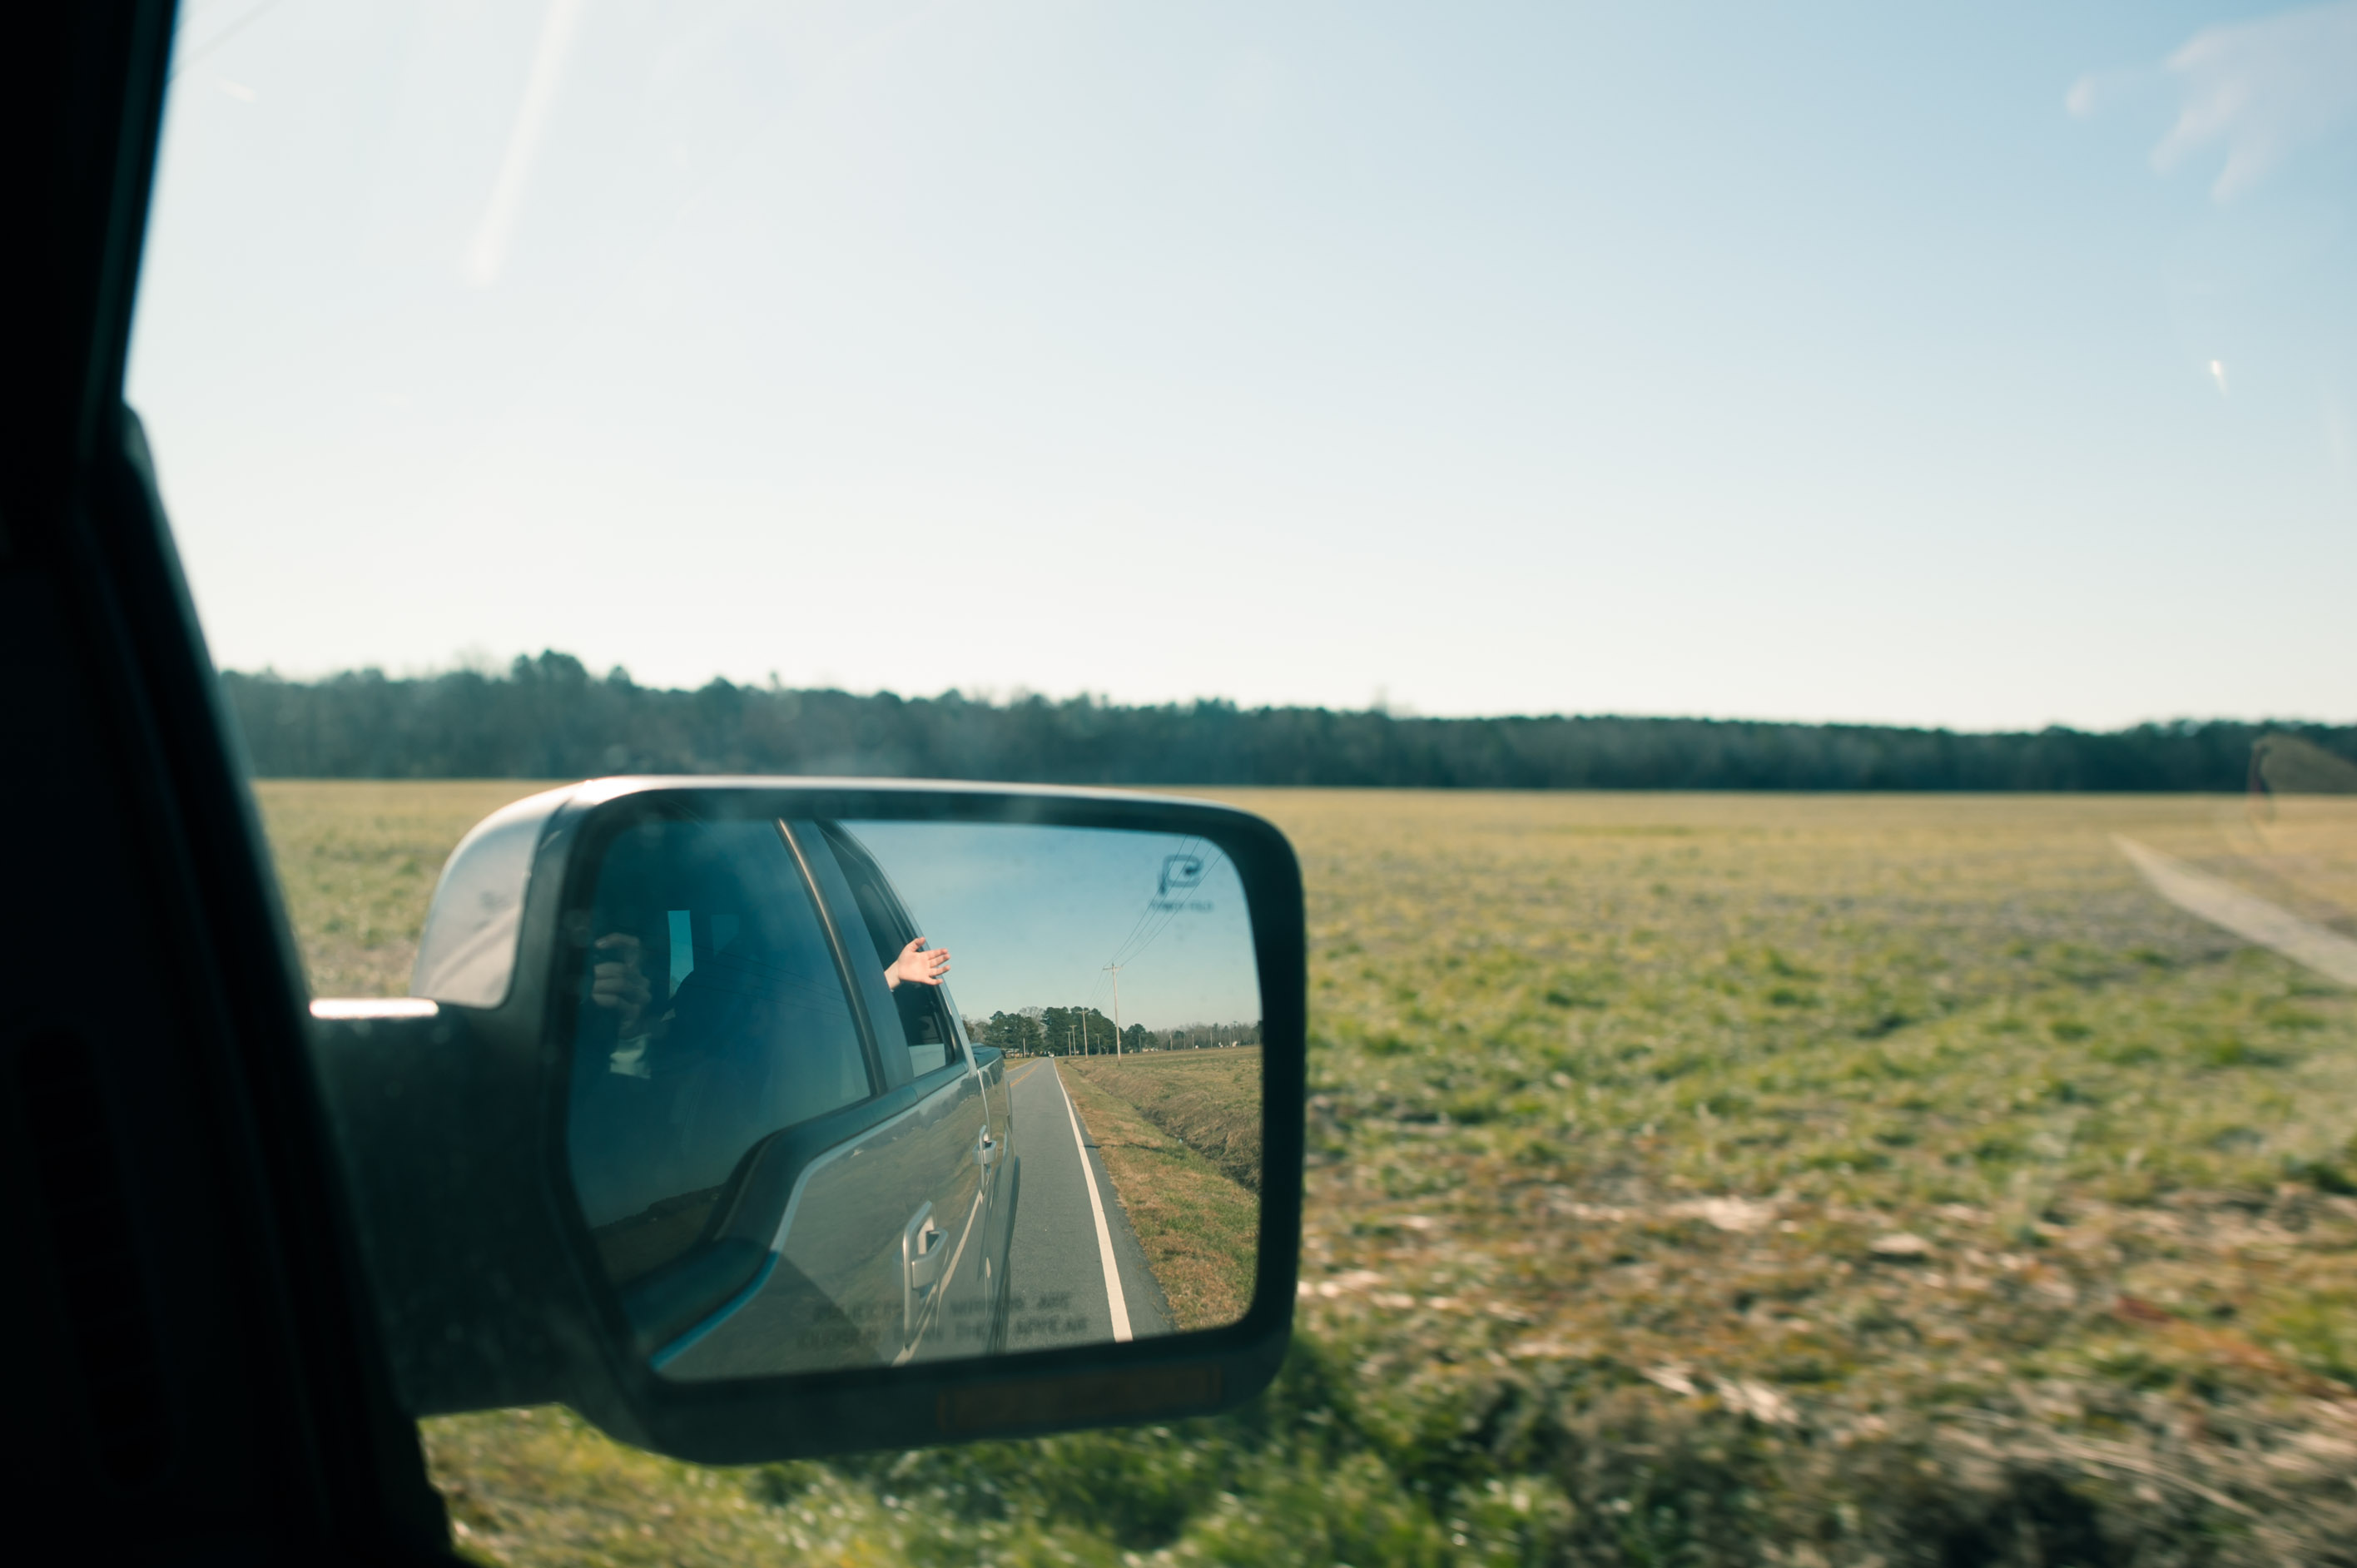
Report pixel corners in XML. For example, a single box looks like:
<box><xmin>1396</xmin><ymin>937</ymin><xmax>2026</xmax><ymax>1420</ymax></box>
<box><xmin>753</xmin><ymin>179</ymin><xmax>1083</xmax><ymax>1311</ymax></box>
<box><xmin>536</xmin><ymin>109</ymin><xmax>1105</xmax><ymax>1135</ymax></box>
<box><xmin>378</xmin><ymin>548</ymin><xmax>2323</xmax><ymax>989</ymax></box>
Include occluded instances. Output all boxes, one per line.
<box><xmin>2115</xmin><ymin>835</ymin><xmax>2357</xmax><ymax>987</ymax></box>
<box><xmin>1054</xmin><ymin>1060</ymin><xmax>1133</xmax><ymax>1342</ymax></box>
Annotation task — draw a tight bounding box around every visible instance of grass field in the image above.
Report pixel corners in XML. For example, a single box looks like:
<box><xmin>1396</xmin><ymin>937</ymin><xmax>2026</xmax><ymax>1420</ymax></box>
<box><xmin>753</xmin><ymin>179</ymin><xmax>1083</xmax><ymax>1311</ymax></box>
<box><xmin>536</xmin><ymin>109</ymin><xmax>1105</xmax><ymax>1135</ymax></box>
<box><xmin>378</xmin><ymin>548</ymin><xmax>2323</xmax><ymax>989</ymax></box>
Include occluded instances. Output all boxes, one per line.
<box><xmin>1059</xmin><ymin>1049</ymin><xmax>1262</xmax><ymax>1330</ymax></box>
<box><xmin>257</xmin><ymin>782</ymin><xmax>2357</xmax><ymax>1566</ymax></box>
<box><xmin>1065</xmin><ymin>1048</ymin><xmax>1264</xmax><ymax>1193</ymax></box>
<box><xmin>259</xmin><ymin>780</ymin><xmax>561</xmax><ymax>996</ymax></box>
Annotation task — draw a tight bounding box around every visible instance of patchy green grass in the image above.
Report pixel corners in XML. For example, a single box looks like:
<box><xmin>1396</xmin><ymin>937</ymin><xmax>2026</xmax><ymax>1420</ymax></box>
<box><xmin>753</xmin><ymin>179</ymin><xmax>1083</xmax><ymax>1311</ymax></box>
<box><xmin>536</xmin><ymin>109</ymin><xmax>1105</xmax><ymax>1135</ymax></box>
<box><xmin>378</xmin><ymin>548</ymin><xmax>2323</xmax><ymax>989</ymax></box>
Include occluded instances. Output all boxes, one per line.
<box><xmin>261</xmin><ymin>783</ymin><xmax>2357</xmax><ymax>1566</ymax></box>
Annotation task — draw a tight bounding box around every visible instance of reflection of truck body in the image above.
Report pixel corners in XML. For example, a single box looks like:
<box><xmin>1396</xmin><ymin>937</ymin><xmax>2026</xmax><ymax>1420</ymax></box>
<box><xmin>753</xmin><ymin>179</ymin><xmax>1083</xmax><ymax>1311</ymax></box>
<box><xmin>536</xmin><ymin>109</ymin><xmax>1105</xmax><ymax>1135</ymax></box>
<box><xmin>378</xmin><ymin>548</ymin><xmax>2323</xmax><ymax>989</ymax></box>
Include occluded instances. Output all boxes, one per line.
<box><xmin>548</xmin><ymin>816</ymin><xmax>1017</xmax><ymax>1379</ymax></box>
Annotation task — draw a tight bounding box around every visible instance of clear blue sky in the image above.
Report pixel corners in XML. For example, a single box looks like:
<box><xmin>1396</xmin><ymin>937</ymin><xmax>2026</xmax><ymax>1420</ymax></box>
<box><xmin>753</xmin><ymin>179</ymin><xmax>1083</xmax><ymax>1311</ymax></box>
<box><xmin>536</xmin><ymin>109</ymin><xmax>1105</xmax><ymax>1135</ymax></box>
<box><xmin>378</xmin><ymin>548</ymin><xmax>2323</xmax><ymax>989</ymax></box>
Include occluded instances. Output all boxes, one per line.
<box><xmin>841</xmin><ymin>822</ymin><xmax>1259</xmax><ymax>1030</ymax></box>
<box><xmin>129</xmin><ymin>1</ymin><xmax>2357</xmax><ymax>728</ymax></box>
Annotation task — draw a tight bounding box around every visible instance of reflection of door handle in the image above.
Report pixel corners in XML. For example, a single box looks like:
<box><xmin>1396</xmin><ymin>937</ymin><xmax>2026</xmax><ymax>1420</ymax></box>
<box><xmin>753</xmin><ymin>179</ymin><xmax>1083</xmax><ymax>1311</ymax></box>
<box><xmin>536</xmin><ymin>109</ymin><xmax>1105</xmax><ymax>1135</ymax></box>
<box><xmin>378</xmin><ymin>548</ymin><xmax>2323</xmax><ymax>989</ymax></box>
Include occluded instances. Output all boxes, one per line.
<box><xmin>902</xmin><ymin>1203</ymin><xmax>945</xmax><ymax>1345</ymax></box>
<box><xmin>904</xmin><ymin>1204</ymin><xmax>945</xmax><ymax>1293</ymax></box>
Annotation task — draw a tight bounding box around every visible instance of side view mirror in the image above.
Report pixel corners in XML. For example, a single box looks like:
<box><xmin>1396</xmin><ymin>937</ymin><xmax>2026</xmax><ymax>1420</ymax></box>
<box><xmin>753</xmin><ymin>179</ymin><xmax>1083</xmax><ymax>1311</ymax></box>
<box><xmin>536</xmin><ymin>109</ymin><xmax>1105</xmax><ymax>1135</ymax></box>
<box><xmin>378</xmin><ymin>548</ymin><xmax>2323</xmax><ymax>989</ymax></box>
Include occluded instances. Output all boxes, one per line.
<box><xmin>306</xmin><ymin>781</ymin><xmax>1304</xmax><ymax>1462</ymax></box>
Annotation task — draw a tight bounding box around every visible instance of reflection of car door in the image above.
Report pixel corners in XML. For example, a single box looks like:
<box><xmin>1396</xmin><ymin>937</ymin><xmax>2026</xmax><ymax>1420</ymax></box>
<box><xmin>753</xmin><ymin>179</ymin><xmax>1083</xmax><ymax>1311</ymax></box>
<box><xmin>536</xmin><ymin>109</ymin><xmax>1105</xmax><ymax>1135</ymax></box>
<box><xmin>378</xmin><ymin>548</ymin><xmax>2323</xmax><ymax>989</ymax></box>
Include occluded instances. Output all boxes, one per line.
<box><xmin>568</xmin><ymin>817</ymin><xmax>893</xmax><ymax>1377</ymax></box>
<box><xmin>925</xmin><ymin>959</ymin><xmax>1013</xmax><ymax>1341</ymax></box>
<box><xmin>968</xmin><ymin>1014</ymin><xmax>1010</xmax><ymax>1210</ymax></box>
<box><xmin>801</xmin><ymin>822</ymin><xmax>993</xmax><ymax>1362</ymax></box>
<box><xmin>646</xmin><ymin>821</ymin><xmax>988</xmax><ymax>1378</ymax></box>
<box><xmin>968</xmin><ymin>1029</ymin><xmax>1016</xmax><ymax>1351</ymax></box>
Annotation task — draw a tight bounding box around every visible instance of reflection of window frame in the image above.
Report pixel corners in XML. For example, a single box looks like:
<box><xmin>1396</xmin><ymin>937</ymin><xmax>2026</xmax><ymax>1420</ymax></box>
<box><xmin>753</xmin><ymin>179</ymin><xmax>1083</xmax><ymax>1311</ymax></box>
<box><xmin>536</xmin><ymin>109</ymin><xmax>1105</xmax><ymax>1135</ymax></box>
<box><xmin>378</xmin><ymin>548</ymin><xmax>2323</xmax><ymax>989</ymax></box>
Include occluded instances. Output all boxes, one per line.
<box><xmin>774</xmin><ymin>819</ymin><xmax>897</xmax><ymax>1093</ymax></box>
<box><xmin>811</xmin><ymin>821</ymin><xmax>965</xmax><ymax>1081</ymax></box>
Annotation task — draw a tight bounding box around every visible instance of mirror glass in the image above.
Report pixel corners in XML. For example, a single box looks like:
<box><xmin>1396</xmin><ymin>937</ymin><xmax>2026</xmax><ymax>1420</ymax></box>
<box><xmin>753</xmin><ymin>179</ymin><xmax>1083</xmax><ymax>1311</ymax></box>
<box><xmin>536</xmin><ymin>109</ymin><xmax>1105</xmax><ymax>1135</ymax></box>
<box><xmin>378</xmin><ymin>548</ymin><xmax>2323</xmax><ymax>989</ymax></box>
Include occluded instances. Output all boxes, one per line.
<box><xmin>560</xmin><ymin>815</ymin><xmax>1264</xmax><ymax>1380</ymax></box>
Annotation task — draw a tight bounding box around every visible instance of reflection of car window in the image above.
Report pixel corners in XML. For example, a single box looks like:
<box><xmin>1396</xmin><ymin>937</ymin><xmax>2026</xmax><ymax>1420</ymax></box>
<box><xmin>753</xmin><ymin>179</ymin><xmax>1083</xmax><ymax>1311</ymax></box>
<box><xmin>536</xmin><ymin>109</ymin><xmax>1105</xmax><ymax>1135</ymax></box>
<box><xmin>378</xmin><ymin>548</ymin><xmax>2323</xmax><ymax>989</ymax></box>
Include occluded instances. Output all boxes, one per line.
<box><xmin>568</xmin><ymin>820</ymin><xmax>872</xmax><ymax>1290</ymax></box>
<box><xmin>817</xmin><ymin>824</ymin><xmax>963</xmax><ymax>1079</ymax></box>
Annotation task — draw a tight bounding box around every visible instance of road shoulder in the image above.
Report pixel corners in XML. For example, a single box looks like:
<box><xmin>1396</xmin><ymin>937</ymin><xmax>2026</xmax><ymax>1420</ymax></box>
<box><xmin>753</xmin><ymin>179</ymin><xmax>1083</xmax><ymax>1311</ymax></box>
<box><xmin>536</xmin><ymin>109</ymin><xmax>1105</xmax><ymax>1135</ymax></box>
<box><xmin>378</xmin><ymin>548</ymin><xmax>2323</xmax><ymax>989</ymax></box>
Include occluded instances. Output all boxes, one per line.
<box><xmin>1057</xmin><ymin>1062</ymin><xmax>1256</xmax><ymax>1332</ymax></box>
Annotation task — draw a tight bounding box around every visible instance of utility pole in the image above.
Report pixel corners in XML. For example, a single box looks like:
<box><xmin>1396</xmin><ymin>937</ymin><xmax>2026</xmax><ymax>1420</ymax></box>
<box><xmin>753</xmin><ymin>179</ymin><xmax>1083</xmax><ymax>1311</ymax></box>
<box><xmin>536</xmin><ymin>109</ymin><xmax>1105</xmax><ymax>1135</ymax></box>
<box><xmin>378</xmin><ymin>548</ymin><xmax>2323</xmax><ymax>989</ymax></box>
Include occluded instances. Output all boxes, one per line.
<box><xmin>1103</xmin><ymin>962</ymin><xmax>1124</xmax><ymax>1054</ymax></box>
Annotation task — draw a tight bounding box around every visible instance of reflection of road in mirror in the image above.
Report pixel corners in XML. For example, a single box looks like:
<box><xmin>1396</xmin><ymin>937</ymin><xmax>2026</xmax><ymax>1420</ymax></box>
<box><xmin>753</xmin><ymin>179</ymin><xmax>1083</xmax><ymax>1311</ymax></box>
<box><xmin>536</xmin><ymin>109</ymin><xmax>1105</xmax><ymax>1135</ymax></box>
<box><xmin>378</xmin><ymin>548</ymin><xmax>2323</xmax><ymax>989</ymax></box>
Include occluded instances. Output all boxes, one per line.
<box><xmin>842</xmin><ymin>821</ymin><xmax>1265</xmax><ymax>1337</ymax></box>
<box><xmin>567</xmin><ymin>816</ymin><xmax>1268</xmax><ymax>1379</ymax></box>
<box><xmin>1058</xmin><ymin>1048</ymin><xmax>1260</xmax><ymax>1331</ymax></box>
<box><xmin>1000</xmin><ymin>1049</ymin><xmax>1261</xmax><ymax>1345</ymax></box>
<box><xmin>1001</xmin><ymin>1056</ymin><xmax>1171</xmax><ymax>1347</ymax></box>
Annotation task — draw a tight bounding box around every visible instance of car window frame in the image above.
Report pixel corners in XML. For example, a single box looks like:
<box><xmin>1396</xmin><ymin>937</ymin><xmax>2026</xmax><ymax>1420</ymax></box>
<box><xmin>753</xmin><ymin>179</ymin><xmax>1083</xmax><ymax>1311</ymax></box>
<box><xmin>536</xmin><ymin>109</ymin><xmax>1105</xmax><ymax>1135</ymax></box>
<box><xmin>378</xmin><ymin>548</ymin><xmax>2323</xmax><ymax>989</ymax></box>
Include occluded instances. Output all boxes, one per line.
<box><xmin>812</xmin><ymin>820</ymin><xmax>967</xmax><ymax>1080</ymax></box>
<box><xmin>784</xmin><ymin>819</ymin><xmax>922</xmax><ymax>1093</ymax></box>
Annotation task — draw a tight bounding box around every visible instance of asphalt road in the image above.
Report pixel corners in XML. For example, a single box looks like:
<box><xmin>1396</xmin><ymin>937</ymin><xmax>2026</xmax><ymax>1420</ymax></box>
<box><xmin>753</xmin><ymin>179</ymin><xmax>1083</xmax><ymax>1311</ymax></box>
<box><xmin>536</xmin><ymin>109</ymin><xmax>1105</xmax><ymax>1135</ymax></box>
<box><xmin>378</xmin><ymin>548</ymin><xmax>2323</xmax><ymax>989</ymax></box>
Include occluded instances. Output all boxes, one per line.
<box><xmin>1000</xmin><ymin>1056</ymin><xmax>1171</xmax><ymax>1351</ymax></box>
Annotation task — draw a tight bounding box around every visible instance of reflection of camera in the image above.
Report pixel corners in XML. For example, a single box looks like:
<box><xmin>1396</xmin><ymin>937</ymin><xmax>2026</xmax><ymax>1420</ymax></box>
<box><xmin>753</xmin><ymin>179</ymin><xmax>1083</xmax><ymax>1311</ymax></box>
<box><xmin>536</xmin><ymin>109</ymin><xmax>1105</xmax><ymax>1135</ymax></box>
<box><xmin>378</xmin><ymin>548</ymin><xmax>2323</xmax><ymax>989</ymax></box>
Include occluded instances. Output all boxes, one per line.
<box><xmin>1159</xmin><ymin>853</ymin><xmax>1205</xmax><ymax>896</ymax></box>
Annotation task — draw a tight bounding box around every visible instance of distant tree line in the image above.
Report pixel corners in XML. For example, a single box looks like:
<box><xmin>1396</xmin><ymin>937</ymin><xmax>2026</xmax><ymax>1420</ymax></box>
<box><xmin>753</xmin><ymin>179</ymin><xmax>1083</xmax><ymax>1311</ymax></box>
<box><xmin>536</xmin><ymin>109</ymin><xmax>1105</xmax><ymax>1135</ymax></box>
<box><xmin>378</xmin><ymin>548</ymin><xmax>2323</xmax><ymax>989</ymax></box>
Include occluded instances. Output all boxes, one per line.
<box><xmin>218</xmin><ymin>651</ymin><xmax>2357</xmax><ymax>791</ymax></box>
<box><xmin>973</xmin><ymin>1006</ymin><xmax>1116</xmax><ymax>1058</ymax></box>
<box><xmin>968</xmin><ymin>1007</ymin><xmax>1263</xmax><ymax>1056</ymax></box>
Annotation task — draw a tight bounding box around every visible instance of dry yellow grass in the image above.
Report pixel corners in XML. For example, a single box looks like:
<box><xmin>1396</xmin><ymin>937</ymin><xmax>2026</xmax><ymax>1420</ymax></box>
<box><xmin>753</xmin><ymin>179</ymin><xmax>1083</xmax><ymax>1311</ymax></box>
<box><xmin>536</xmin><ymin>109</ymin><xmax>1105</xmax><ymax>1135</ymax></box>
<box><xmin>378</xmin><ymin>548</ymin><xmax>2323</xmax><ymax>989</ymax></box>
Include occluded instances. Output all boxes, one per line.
<box><xmin>2138</xmin><ymin>796</ymin><xmax>2357</xmax><ymax>937</ymax></box>
<box><xmin>1064</xmin><ymin>1046</ymin><xmax>1263</xmax><ymax>1191</ymax></box>
<box><xmin>1054</xmin><ymin>1058</ymin><xmax>1258</xmax><ymax>1331</ymax></box>
<box><xmin>254</xmin><ymin>779</ymin><xmax>559</xmax><ymax>996</ymax></box>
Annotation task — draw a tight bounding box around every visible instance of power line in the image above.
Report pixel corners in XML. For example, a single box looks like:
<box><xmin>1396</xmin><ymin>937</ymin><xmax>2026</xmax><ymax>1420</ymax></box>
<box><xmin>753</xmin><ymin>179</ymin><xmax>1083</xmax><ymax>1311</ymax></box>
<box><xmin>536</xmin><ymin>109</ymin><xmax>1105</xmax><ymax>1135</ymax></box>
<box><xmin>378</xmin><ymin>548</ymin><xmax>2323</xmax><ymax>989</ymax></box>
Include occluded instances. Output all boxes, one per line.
<box><xmin>1102</xmin><ymin>841</ymin><xmax>1199</xmax><ymax>970</ymax></box>
<box><xmin>1075</xmin><ymin>837</ymin><xmax>1230</xmax><ymax>1041</ymax></box>
<box><xmin>1110</xmin><ymin>835</ymin><xmax>1214</xmax><ymax>964</ymax></box>
<box><xmin>1108</xmin><ymin>840</ymin><xmax>1223</xmax><ymax>970</ymax></box>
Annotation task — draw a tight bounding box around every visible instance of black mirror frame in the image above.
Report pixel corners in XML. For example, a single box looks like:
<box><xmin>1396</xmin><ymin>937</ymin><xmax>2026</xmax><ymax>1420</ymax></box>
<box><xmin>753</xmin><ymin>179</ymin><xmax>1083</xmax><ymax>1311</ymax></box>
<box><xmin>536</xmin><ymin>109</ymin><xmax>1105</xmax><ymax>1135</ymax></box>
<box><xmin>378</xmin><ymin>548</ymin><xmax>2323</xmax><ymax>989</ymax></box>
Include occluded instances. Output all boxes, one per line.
<box><xmin>319</xmin><ymin>779</ymin><xmax>1303</xmax><ymax>1464</ymax></box>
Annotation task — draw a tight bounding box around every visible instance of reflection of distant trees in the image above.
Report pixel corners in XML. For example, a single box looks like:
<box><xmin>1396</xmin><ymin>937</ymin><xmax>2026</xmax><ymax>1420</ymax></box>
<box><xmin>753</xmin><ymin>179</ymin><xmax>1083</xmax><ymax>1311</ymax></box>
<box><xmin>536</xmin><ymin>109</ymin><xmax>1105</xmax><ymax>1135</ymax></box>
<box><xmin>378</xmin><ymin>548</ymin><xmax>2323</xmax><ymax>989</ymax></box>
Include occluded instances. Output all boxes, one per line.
<box><xmin>222</xmin><ymin>653</ymin><xmax>2356</xmax><ymax>791</ymax></box>
<box><xmin>971</xmin><ymin>1010</ymin><xmax>1045</xmax><ymax>1055</ymax></box>
<box><xmin>1148</xmin><ymin>1021</ymin><xmax>1263</xmax><ymax>1052</ymax></box>
<box><xmin>968</xmin><ymin>1008</ymin><xmax>1262</xmax><ymax>1056</ymax></box>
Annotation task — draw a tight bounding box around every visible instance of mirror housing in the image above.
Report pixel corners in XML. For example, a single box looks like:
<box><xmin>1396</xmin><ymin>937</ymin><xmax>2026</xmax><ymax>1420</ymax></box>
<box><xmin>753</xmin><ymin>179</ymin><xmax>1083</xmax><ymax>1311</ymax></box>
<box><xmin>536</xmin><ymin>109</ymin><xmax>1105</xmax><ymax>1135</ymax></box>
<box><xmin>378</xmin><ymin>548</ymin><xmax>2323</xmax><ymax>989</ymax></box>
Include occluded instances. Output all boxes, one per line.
<box><xmin>308</xmin><ymin>780</ymin><xmax>1305</xmax><ymax>1463</ymax></box>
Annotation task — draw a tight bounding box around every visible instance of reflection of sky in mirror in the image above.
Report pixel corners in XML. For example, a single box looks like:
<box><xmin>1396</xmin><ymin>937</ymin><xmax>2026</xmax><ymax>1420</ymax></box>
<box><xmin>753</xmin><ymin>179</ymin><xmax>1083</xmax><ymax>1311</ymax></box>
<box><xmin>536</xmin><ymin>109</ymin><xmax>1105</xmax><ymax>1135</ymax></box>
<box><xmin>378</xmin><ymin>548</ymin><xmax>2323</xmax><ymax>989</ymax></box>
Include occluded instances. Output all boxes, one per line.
<box><xmin>836</xmin><ymin>823</ymin><xmax>1259</xmax><ymax>1030</ymax></box>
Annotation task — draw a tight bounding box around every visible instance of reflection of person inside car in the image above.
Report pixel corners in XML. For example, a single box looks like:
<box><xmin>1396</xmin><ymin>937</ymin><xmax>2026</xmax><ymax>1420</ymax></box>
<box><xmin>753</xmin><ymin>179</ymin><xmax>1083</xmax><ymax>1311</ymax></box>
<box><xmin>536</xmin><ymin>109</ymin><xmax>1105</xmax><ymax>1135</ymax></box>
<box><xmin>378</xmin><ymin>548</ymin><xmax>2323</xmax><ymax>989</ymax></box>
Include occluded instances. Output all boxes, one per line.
<box><xmin>567</xmin><ymin>819</ymin><xmax>899</xmax><ymax>1304</ymax></box>
<box><xmin>589</xmin><ymin>930</ymin><xmax>949</xmax><ymax>1074</ymax></box>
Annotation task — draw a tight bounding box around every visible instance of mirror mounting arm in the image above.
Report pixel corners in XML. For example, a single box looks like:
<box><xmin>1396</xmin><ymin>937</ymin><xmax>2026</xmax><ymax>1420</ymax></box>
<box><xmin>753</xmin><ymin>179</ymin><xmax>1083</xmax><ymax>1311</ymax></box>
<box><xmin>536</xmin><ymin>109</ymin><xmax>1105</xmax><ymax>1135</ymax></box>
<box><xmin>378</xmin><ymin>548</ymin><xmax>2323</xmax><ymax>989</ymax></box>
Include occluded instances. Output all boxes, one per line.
<box><xmin>309</xmin><ymin>1002</ymin><xmax>646</xmax><ymax>1440</ymax></box>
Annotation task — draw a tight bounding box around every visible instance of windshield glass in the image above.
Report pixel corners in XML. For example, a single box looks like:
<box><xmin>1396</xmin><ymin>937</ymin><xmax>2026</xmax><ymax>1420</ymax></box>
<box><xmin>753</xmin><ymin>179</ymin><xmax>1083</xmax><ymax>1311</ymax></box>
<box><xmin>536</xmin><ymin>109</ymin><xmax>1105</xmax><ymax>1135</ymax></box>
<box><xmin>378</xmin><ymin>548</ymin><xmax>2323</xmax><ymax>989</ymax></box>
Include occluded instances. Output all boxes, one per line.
<box><xmin>135</xmin><ymin>2</ymin><xmax>2356</xmax><ymax>1561</ymax></box>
